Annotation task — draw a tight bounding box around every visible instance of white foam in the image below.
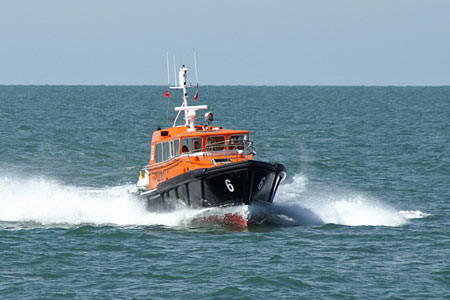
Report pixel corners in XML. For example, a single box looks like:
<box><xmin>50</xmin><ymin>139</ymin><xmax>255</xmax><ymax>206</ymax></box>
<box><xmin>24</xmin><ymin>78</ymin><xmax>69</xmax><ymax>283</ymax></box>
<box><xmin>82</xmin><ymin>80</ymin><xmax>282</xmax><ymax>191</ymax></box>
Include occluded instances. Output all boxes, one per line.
<box><xmin>0</xmin><ymin>172</ymin><xmax>429</xmax><ymax>228</ymax></box>
<box><xmin>308</xmin><ymin>194</ymin><xmax>407</xmax><ymax>226</ymax></box>
<box><xmin>272</xmin><ymin>174</ymin><xmax>427</xmax><ymax>227</ymax></box>
<box><xmin>398</xmin><ymin>210</ymin><xmax>431</xmax><ymax>219</ymax></box>
<box><xmin>0</xmin><ymin>174</ymin><xmax>204</xmax><ymax>227</ymax></box>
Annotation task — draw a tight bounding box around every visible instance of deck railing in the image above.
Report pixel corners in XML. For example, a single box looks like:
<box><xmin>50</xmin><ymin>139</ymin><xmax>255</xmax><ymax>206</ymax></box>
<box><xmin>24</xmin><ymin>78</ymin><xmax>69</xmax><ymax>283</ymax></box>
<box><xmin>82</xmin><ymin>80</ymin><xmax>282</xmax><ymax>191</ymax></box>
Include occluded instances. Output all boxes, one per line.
<box><xmin>203</xmin><ymin>139</ymin><xmax>255</xmax><ymax>166</ymax></box>
<box><xmin>142</xmin><ymin>139</ymin><xmax>255</xmax><ymax>172</ymax></box>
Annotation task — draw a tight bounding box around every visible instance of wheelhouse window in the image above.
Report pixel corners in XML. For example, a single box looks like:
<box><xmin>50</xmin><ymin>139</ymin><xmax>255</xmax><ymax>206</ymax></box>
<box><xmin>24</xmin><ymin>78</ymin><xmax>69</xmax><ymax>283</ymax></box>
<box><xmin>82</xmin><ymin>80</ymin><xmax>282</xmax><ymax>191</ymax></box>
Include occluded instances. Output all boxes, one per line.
<box><xmin>173</xmin><ymin>139</ymin><xmax>180</xmax><ymax>156</ymax></box>
<box><xmin>163</xmin><ymin>142</ymin><xmax>170</xmax><ymax>161</ymax></box>
<box><xmin>229</xmin><ymin>135</ymin><xmax>247</xmax><ymax>150</ymax></box>
<box><xmin>155</xmin><ymin>139</ymin><xmax>180</xmax><ymax>163</ymax></box>
<box><xmin>181</xmin><ymin>137</ymin><xmax>202</xmax><ymax>154</ymax></box>
<box><xmin>155</xmin><ymin>143</ymin><xmax>163</xmax><ymax>163</ymax></box>
<box><xmin>206</xmin><ymin>136</ymin><xmax>225</xmax><ymax>151</ymax></box>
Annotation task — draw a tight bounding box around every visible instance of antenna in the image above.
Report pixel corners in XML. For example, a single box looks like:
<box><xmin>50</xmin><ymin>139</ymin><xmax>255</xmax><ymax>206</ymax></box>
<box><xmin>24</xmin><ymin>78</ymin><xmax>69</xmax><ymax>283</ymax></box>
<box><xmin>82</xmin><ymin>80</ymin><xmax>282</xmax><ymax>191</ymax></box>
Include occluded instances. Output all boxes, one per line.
<box><xmin>166</xmin><ymin>52</ymin><xmax>170</xmax><ymax>86</ymax></box>
<box><xmin>194</xmin><ymin>51</ymin><xmax>199</xmax><ymax>85</ymax></box>
<box><xmin>173</xmin><ymin>56</ymin><xmax>177</xmax><ymax>86</ymax></box>
<box><xmin>164</xmin><ymin>53</ymin><xmax>207</xmax><ymax>129</ymax></box>
<box><xmin>166</xmin><ymin>52</ymin><xmax>171</xmax><ymax>128</ymax></box>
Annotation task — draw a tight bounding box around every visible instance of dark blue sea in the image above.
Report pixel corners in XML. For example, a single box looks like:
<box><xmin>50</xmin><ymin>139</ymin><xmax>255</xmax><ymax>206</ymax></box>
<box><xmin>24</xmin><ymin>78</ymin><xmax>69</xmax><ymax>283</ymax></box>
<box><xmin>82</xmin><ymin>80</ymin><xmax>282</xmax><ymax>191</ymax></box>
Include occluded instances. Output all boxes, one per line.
<box><xmin>1</xmin><ymin>85</ymin><xmax>449</xmax><ymax>299</ymax></box>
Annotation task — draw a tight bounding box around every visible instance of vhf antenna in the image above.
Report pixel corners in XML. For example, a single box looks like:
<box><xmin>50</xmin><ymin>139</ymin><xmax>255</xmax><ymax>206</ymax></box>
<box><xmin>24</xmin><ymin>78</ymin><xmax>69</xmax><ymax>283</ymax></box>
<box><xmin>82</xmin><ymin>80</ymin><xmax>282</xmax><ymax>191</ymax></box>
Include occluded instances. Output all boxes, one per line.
<box><xmin>166</xmin><ymin>52</ymin><xmax>170</xmax><ymax>86</ymax></box>
<box><xmin>173</xmin><ymin>55</ymin><xmax>177</xmax><ymax>87</ymax></box>
<box><xmin>194</xmin><ymin>51</ymin><xmax>199</xmax><ymax>87</ymax></box>
<box><xmin>165</xmin><ymin>52</ymin><xmax>171</xmax><ymax>128</ymax></box>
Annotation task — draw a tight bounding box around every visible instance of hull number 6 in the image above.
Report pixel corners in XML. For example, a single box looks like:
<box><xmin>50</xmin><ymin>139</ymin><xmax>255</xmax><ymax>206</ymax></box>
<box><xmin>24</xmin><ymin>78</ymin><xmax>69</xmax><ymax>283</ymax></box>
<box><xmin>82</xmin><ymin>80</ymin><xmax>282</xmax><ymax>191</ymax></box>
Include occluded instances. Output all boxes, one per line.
<box><xmin>225</xmin><ymin>179</ymin><xmax>234</xmax><ymax>192</ymax></box>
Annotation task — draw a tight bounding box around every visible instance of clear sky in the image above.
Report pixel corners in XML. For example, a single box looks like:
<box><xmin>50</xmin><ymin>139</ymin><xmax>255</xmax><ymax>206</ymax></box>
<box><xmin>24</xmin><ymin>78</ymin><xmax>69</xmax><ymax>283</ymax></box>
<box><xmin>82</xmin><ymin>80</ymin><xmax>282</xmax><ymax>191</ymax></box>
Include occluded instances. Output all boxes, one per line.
<box><xmin>1</xmin><ymin>0</ymin><xmax>449</xmax><ymax>85</ymax></box>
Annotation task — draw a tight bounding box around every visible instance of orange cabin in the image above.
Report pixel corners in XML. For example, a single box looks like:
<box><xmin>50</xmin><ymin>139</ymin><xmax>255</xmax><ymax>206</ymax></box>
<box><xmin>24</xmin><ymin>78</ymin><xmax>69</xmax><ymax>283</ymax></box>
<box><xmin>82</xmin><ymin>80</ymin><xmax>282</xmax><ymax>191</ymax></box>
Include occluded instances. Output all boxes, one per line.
<box><xmin>144</xmin><ymin>125</ymin><xmax>254</xmax><ymax>190</ymax></box>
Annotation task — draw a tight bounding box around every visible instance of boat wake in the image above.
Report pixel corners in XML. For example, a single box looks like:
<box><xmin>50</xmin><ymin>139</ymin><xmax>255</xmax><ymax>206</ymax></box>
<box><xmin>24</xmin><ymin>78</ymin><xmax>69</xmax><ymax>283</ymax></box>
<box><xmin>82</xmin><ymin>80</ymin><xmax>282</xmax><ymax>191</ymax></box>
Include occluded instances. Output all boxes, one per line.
<box><xmin>0</xmin><ymin>174</ymin><xmax>188</xmax><ymax>227</ymax></box>
<box><xmin>0</xmin><ymin>173</ymin><xmax>253</xmax><ymax>228</ymax></box>
<box><xmin>0</xmin><ymin>173</ymin><xmax>429</xmax><ymax>228</ymax></box>
<box><xmin>270</xmin><ymin>174</ymin><xmax>430</xmax><ymax>227</ymax></box>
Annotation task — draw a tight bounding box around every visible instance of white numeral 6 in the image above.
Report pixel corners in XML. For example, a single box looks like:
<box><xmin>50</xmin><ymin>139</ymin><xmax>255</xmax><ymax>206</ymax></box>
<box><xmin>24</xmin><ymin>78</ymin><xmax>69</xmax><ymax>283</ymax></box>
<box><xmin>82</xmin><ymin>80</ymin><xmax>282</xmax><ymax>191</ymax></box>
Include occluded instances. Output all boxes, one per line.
<box><xmin>225</xmin><ymin>179</ymin><xmax>234</xmax><ymax>192</ymax></box>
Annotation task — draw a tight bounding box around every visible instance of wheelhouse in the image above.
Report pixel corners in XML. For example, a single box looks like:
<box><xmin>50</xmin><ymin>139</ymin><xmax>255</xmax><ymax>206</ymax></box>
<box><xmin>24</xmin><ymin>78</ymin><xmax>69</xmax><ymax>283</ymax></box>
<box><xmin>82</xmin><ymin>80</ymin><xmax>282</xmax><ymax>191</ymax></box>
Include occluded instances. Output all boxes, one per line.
<box><xmin>141</xmin><ymin>125</ymin><xmax>255</xmax><ymax>190</ymax></box>
<box><xmin>149</xmin><ymin>127</ymin><xmax>252</xmax><ymax>165</ymax></box>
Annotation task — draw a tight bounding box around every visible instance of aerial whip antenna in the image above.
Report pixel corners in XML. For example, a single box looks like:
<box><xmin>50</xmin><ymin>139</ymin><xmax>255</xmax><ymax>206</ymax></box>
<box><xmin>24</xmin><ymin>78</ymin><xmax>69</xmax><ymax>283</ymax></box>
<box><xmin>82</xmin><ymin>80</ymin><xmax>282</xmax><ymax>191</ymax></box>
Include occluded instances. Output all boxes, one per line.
<box><xmin>165</xmin><ymin>52</ymin><xmax>171</xmax><ymax>128</ymax></box>
<box><xmin>193</xmin><ymin>51</ymin><xmax>199</xmax><ymax>101</ymax></box>
<box><xmin>173</xmin><ymin>56</ymin><xmax>177</xmax><ymax>87</ymax></box>
<box><xmin>166</xmin><ymin>52</ymin><xmax>170</xmax><ymax>86</ymax></box>
<box><xmin>194</xmin><ymin>51</ymin><xmax>199</xmax><ymax>85</ymax></box>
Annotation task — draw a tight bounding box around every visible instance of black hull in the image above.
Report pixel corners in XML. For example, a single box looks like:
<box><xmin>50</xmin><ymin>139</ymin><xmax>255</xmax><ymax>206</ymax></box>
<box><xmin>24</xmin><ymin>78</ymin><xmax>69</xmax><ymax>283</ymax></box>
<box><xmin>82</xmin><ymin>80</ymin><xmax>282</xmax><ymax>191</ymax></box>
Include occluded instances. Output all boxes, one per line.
<box><xmin>139</xmin><ymin>160</ymin><xmax>286</xmax><ymax>213</ymax></box>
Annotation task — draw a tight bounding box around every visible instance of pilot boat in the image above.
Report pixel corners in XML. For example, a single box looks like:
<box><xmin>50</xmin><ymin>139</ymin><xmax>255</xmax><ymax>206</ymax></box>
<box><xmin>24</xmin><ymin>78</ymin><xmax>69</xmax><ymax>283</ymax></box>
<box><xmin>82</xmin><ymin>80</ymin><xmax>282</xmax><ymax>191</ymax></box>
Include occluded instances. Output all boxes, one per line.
<box><xmin>136</xmin><ymin>61</ymin><xmax>286</xmax><ymax>227</ymax></box>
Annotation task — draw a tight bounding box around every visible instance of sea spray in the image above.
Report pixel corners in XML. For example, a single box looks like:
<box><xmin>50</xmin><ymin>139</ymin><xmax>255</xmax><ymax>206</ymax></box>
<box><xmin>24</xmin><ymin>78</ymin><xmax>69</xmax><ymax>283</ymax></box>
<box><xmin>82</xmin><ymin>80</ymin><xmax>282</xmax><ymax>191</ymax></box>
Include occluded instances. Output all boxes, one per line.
<box><xmin>0</xmin><ymin>172</ymin><xmax>428</xmax><ymax>228</ymax></box>
<box><xmin>0</xmin><ymin>174</ymin><xmax>204</xmax><ymax>227</ymax></box>
<box><xmin>272</xmin><ymin>173</ymin><xmax>428</xmax><ymax>227</ymax></box>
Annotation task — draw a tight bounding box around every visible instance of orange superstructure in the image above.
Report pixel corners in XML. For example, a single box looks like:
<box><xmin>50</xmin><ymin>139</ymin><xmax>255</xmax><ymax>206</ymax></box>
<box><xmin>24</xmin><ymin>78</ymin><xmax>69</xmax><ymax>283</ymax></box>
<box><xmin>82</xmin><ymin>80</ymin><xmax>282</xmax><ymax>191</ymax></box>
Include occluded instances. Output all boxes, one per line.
<box><xmin>144</xmin><ymin>125</ymin><xmax>255</xmax><ymax>191</ymax></box>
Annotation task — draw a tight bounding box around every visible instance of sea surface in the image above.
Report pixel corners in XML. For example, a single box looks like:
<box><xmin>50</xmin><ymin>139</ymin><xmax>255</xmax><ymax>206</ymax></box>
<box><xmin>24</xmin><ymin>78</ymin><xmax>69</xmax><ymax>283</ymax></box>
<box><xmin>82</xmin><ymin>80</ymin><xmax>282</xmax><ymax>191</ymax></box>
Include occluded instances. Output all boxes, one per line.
<box><xmin>1</xmin><ymin>85</ymin><xmax>449</xmax><ymax>299</ymax></box>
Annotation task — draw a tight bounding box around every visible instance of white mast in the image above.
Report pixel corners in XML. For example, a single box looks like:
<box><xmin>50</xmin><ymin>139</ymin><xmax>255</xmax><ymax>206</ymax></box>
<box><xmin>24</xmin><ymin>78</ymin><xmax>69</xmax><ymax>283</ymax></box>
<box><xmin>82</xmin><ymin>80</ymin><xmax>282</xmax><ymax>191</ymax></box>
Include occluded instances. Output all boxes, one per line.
<box><xmin>173</xmin><ymin>65</ymin><xmax>206</xmax><ymax>131</ymax></box>
<box><xmin>165</xmin><ymin>53</ymin><xmax>207</xmax><ymax>131</ymax></box>
<box><xmin>168</xmin><ymin>60</ymin><xmax>207</xmax><ymax>131</ymax></box>
<box><xmin>179</xmin><ymin>65</ymin><xmax>189</xmax><ymax>110</ymax></box>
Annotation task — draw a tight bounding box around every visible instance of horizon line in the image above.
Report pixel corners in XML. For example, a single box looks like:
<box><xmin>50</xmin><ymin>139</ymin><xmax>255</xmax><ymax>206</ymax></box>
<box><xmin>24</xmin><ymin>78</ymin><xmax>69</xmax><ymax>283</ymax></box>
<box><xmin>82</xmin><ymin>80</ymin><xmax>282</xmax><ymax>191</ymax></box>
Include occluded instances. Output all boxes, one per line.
<box><xmin>1</xmin><ymin>84</ymin><xmax>450</xmax><ymax>87</ymax></box>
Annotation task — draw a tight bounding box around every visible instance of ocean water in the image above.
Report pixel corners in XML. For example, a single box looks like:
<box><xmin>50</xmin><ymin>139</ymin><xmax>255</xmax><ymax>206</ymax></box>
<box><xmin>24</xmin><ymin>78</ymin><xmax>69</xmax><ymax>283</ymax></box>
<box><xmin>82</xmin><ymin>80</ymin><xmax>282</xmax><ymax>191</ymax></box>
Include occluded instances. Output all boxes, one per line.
<box><xmin>0</xmin><ymin>85</ymin><xmax>449</xmax><ymax>299</ymax></box>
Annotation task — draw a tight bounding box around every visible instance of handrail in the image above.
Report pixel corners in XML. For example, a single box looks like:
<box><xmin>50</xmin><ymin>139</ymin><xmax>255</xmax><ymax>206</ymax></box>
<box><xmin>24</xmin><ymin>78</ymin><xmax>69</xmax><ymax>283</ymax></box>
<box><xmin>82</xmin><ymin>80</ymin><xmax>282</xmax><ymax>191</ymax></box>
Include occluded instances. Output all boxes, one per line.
<box><xmin>140</xmin><ymin>140</ymin><xmax>255</xmax><ymax>172</ymax></box>
<box><xmin>204</xmin><ymin>139</ymin><xmax>255</xmax><ymax>165</ymax></box>
<box><xmin>205</xmin><ymin>139</ymin><xmax>254</xmax><ymax>152</ymax></box>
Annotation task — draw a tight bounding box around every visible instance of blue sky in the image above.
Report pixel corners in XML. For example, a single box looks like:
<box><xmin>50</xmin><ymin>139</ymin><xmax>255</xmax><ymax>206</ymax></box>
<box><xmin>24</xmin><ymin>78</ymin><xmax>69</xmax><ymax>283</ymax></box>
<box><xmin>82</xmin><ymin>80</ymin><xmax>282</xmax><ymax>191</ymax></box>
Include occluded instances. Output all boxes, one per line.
<box><xmin>1</xmin><ymin>0</ymin><xmax>449</xmax><ymax>85</ymax></box>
